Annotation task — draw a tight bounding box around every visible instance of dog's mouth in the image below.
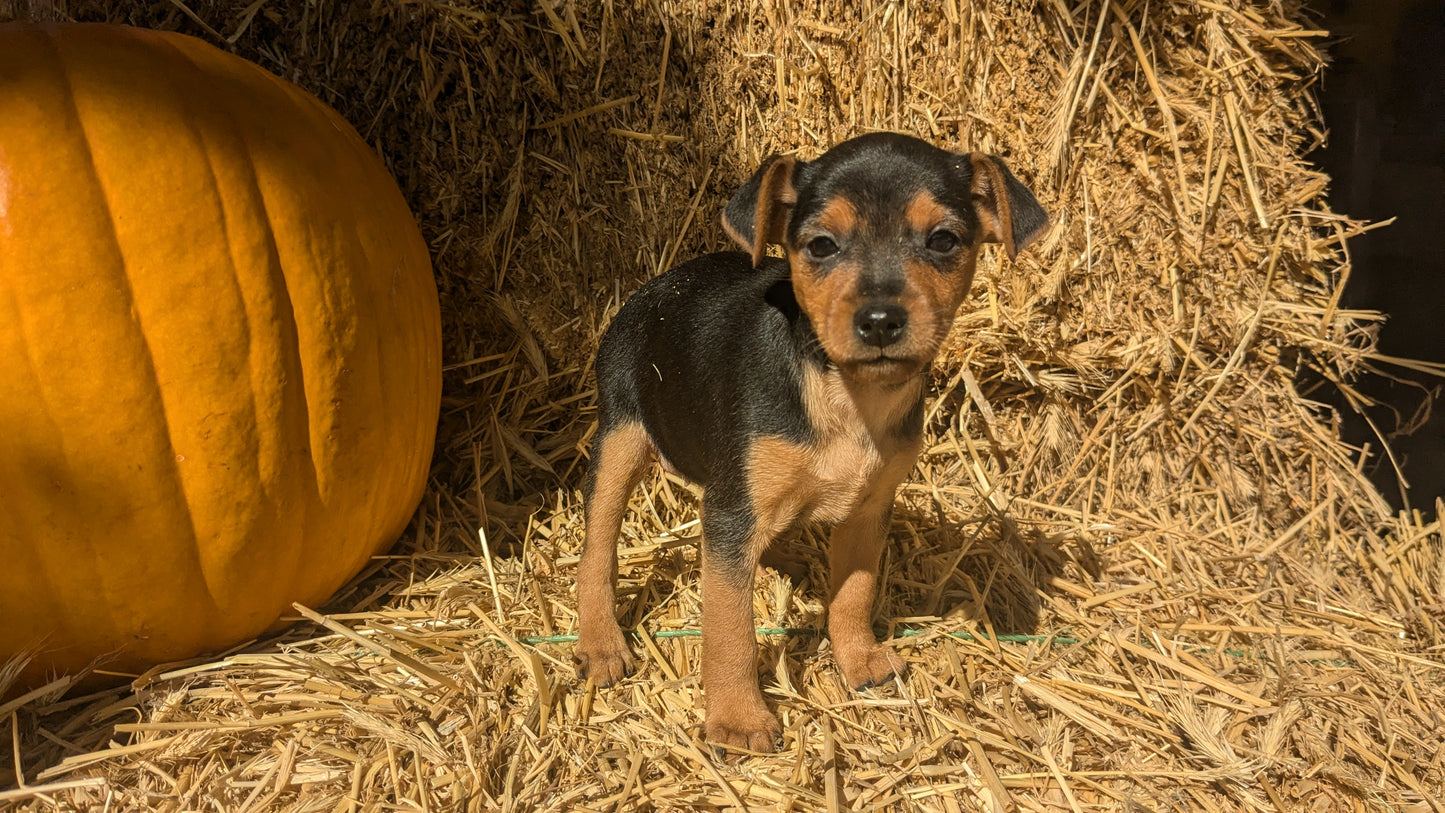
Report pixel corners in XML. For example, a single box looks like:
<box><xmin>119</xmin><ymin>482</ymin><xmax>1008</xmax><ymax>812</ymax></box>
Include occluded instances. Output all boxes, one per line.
<box><xmin>838</xmin><ymin>352</ymin><xmax>925</xmax><ymax>382</ymax></box>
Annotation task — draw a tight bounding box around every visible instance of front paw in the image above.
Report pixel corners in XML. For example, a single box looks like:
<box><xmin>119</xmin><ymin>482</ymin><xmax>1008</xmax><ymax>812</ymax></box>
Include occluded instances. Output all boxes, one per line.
<box><xmin>837</xmin><ymin>643</ymin><xmax>906</xmax><ymax>690</ymax></box>
<box><xmin>574</xmin><ymin>624</ymin><xmax>635</xmax><ymax>687</ymax></box>
<box><xmin>705</xmin><ymin>701</ymin><xmax>782</xmax><ymax>758</ymax></box>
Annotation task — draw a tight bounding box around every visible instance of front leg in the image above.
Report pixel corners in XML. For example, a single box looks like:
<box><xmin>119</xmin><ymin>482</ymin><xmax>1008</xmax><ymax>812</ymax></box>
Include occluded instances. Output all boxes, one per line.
<box><xmin>828</xmin><ymin>497</ymin><xmax>907</xmax><ymax>689</ymax></box>
<box><xmin>700</xmin><ymin>503</ymin><xmax>782</xmax><ymax>755</ymax></box>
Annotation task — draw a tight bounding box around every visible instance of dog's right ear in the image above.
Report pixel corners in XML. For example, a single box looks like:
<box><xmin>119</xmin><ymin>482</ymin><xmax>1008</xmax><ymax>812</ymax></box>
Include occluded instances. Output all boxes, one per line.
<box><xmin>722</xmin><ymin>155</ymin><xmax>798</xmax><ymax>268</ymax></box>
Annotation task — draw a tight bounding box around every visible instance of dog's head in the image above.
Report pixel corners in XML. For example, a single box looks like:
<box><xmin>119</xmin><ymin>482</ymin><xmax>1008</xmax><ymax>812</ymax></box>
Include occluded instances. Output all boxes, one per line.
<box><xmin>724</xmin><ymin>132</ymin><xmax>1048</xmax><ymax>385</ymax></box>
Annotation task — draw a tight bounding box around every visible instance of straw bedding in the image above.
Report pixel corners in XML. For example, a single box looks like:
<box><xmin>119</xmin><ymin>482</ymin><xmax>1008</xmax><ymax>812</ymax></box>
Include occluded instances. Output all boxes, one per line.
<box><xmin>3</xmin><ymin>0</ymin><xmax>1442</xmax><ymax>810</ymax></box>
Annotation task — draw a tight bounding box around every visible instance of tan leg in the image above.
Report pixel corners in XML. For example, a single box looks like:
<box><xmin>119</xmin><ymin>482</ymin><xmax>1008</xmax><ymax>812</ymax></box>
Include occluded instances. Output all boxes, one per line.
<box><xmin>828</xmin><ymin>500</ymin><xmax>906</xmax><ymax>689</ymax></box>
<box><xmin>575</xmin><ymin>422</ymin><xmax>651</xmax><ymax>685</ymax></box>
<box><xmin>700</xmin><ymin>509</ymin><xmax>781</xmax><ymax>755</ymax></box>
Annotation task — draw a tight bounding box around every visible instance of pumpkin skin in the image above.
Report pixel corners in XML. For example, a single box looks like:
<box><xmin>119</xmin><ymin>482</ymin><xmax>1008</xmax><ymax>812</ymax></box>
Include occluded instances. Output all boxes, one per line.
<box><xmin>0</xmin><ymin>24</ymin><xmax>441</xmax><ymax>687</ymax></box>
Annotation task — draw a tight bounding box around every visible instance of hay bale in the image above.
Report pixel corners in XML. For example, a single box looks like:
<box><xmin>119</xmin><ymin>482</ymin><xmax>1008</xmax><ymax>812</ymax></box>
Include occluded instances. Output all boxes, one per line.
<box><xmin>2</xmin><ymin>0</ymin><xmax>1441</xmax><ymax>809</ymax></box>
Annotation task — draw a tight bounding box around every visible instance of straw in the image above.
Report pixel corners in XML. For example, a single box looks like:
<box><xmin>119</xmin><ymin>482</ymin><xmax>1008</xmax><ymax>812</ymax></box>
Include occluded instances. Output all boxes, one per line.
<box><xmin>3</xmin><ymin>0</ymin><xmax>1442</xmax><ymax>810</ymax></box>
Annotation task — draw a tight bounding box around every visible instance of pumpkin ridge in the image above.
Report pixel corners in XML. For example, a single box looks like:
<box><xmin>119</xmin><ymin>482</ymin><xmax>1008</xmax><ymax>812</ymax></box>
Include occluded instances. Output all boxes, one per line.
<box><xmin>229</xmin><ymin>125</ymin><xmax>320</xmax><ymax>609</ymax></box>
<box><xmin>144</xmin><ymin>29</ymin><xmax>328</xmax><ymax>619</ymax></box>
<box><xmin>347</xmin><ymin>223</ymin><xmax>391</xmax><ymax>572</ymax></box>
<box><xmin>112</xmin><ymin>252</ymin><xmax>215</xmax><ymax>631</ymax></box>
<box><xmin>152</xmin><ymin>32</ymin><xmax>286</xmax><ymax>496</ymax></box>
<box><xmin>47</xmin><ymin>31</ymin><xmax>225</xmax><ymax>645</ymax></box>
<box><xmin>154</xmin><ymin>35</ymin><xmax>310</xmax><ymax>617</ymax></box>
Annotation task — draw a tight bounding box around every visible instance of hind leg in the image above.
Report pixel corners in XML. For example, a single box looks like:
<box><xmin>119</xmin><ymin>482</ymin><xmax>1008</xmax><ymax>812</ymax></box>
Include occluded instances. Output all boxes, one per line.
<box><xmin>700</xmin><ymin>497</ymin><xmax>783</xmax><ymax>755</ymax></box>
<box><xmin>575</xmin><ymin>421</ymin><xmax>652</xmax><ymax>685</ymax></box>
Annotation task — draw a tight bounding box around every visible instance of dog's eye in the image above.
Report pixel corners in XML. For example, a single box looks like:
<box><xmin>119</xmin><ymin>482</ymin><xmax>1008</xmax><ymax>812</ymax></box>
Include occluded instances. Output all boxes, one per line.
<box><xmin>805</xmin><ymin>236</ymin><xmax>839</xmax><ymax>259</ymax></box>
<box><xmin>927</xmin><ymin>229</ymin><xmax>960</xmax><ymax>254</ymax></box>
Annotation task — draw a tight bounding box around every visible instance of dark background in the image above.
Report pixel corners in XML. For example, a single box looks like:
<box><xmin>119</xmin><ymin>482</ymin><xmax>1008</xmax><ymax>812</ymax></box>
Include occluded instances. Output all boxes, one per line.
<box><xmin>1309</xmin><ymin>0</ymin><xmax>1445</xmax><ymax>512</ymax></box>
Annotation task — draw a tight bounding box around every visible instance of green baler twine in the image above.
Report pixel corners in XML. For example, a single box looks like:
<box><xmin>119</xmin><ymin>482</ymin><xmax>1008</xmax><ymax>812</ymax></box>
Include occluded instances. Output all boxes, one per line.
<box><xmin>516</xmin><ymin>627</ymin><xmax>1357</xmax><ymax>668</ymax></box>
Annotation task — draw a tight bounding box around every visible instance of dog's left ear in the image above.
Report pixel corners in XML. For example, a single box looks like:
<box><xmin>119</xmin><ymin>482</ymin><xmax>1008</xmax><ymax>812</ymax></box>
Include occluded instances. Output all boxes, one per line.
<box><xmin>722</xmin><ymin>155</ymin><xmax>798</xmax><ymax>268</ymax></box>
<box><xmin>967</xmin><ymin>154</ymin><xmax>1049</xmax><ymax>260</ymax></box>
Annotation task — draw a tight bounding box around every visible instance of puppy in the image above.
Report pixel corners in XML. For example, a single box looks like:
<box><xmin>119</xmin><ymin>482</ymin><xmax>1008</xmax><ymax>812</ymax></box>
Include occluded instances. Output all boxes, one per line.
<box><xmin>575</xmin><ymin>132</ymin><xmax>1048</xmax><ymax>754</ymax></box>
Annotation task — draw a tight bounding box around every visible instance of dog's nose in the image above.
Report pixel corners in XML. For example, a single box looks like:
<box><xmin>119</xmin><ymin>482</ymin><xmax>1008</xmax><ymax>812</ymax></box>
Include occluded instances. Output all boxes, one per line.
<box><xmin>853</xmin><ymin>303</ymin><xmax>908</xmax><ymax>348</ymax></box>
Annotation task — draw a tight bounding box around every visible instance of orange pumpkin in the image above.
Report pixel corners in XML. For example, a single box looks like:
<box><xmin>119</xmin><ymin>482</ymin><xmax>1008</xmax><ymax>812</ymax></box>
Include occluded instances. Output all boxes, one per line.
<box><xmin>0</xmin><ymin>23</ymin><xmax>441</xmax><ymax>687</ymax></box>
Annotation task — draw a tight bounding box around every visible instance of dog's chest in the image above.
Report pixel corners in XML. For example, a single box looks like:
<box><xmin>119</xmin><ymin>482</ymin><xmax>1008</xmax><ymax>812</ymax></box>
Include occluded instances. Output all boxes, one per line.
<box><xmin>744</xmin><ymin>430</ymin><xmax>891</xmax><ymax>529</ymax></box>
<box><xmin>744</xmin><ymin>372</ymin><xmax>921</xmax><ymax>531</ymax></box>
<box><xmin>797</xmin><ymin>429</ymin><xmax>892</xmax><ymax>523</ymax></box>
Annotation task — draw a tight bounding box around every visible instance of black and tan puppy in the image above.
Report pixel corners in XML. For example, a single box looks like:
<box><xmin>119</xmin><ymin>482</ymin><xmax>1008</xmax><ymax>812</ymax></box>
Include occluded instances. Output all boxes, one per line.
<box><xmin>575</xmin><ymin>132</ymin><xmax>1048</xmax><ymax>754</ymax></box>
